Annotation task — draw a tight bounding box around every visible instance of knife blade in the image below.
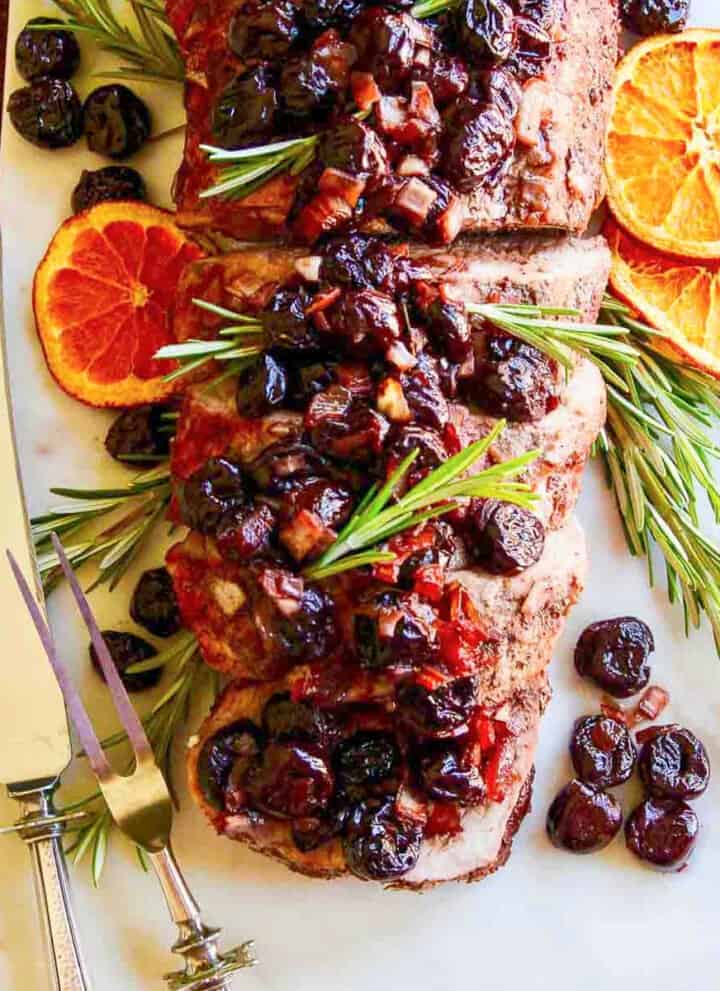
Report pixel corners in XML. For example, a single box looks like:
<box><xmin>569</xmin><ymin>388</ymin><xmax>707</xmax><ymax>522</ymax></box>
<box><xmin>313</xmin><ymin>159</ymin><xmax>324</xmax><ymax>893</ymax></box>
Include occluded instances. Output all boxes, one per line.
<box><xmin>0</xmin><ymin>235</ymin><xmax>91</xmax><ymax>991</ymax></box>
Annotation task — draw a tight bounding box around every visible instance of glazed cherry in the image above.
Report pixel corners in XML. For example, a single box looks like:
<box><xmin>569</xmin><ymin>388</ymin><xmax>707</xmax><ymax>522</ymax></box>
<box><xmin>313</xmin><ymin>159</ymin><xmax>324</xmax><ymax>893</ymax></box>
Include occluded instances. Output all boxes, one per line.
<box><xmin>89</xmin><ymin>630</ymin><xmax>159</xmax><ymax>693</ymax></box>
<box><xmin>197</xmin><ymin>720</ymin><xmax>264</xmax><ymax>807</ymax></box>
<box><xmin>620</xmin><ymin>0</ymin><xmax>689</xmax><ymax>35</ymax></box>
<box><xmin>179</xmin><ymin>458</ymin><xmax>248</xmax><ymax>535</ymax></box>
<box><xmin>280</xmin><ymin>55</ymin><xmax>344</xmax><ymax>120</ymax></box>
<box><xmin>343</xmin><ymin>803</ymin><xmax>422</xmax><ymax>880</ymax></box>
<box><xmin>228</xmin><ymin>0</ymin><xmax>300</xmax><ymax>59</ymax></box>
<box><xmin>248</xmin><ymin>441</ymin><xmax>327</xmax><ymax>494</ymax></box>
<box><xmin>417</xmin><ymin>743</ymin><xmax>486</xmax><ymax>805</ymax></box>
<box><xmin>471</xmin><ymin>334</ymin><xmax>558</xmax><ymax>422</ymax></box>
<box><xmin>212</xmin><ymin>68</ymin><xmax>277</xmax><ymax>149</ymax></box>
<box><xmin>509</xmin><ymin>15</ymin><xmax>552</xmax><ymax>80</ymax></box>
<box><xmin>335</xmin><ymin>731</ymin><xmax>400</xmax><ymax>797</ymax></box>
<box><xmin>83</xmin><ymin>84</ymin><xmax>151</xmax><ymax>159</ymax></box>
<box><xmin>104</xmin><ymin>405</ymin><xmax>171</xmax><ymax>466</ymax></box>
<box><xmin>291</xmin><ymin>799</ymin><xmax>350</xmax><ymax>851</ymax></box>
<box><xmin>402</xmin><ymin>361</ymin><xmax>449</xmax><ymax>431</ymax></box>
<box><xmin>638</xmin><ymin>727</ymin><xmax>710</xmax><ymax>801</ymax></box>
<box><xmin>425</xmin><ymin>299</ymin><xmax>472</xmax><ymax>363</ymax></box>
<box><xmin>317</xmin><ymin>120</ymin><xmax>389</xmax><ymax>177</ymax></box>
<box><xmin>625</xmin><ymin>797</ymin><xmax>699</xmax><ymax>872</ymax></box>
<box><xmin>244</xmin><ymin>742</ymin><xmax>334</xmax><ymax>819</ymax></box>
<box><xmin>72</xmin><ymin>165</ymin><xmax>147</xmax><ymax>213</ymax></box>
<box><xmin>262</xmin><ymin>287</ymin><xmax>320</xmax><ymax>354</ymax></box>
<box><xmin>276</xmin><ymin>586</ymin><xmax>338</xmax><ymax>661</ymax></box>
<box><xmin>319</xmin><ymin>235</ymin><xmax>406</xmax><ymax>295</ymax></box>
<box><xmin>281</xmin><ymin>478</ymin><xmax>354</xmax><ymax>531</ymax></box>
<box><xmin>468</xmin><ymin>501</ymin><xmax>546</xmax><ymax>576</ymax></box>
<box><xmin>546</xmin><ymin>779</ymin><xmax>622</xmax><ymax>854</ymax></box>
<box><xmin>456</xmin><ymin>0</ymin><xmax>514</xmax><ymax>64</ymax></box>
<box><xmin>570</xmin><ymin>715</ymin><xmax>637</xmax><ymax>789</ymax></box>
<box><xmin>261</xmin><ymin>692</ymin><xmax>334</xmax><ymax>747</ymax></box>
<box><xmin>299</xmin><ymin>0</ymin><xmax>363</xmax><ymax>29</ymax></box>
<box><xmin>388</xmin><ymin>425</ymin><xmax>448</xmax><ymax>473</ymax></box>
<box><xmin>417</xmin><ymin>55</ymin><xmax>469</xmax><ymax>107</ymax></box>
<box><xmin>441</xmin><ymin>103</ymin><xmax>515</xmax><ymax>193</ymax></box>
<box><xmin>8</xmin><ymin>78</ymin><xmax>83</xmax><ymax>149</ymax></box>
<box><xmin>397</xmin><ymin>676</ymin><xmax>477</xmax><ymax>739</ymax></box>
<box><xmin>130</xmin><ymin>567</ymin><xmax>182</xmax><ymax>639</ymax></box>
<box><xmin>15</xmin><ymin>17</ymin><xmax>81</xmax><ymax>81</ymax></box>
<box><xmin>574</xmin><ymin>616</ymin><xmax>654</xmax><ymax>698</ymax></box>
<box><xmin>348</xmin><ymin>8</ymin><xmax>416</xmax><ymax>90</ymax></box>
<box><xmin>236</xmin><ymin>354</ymin><xmax>288</xmax><ymax>417</ymax></box>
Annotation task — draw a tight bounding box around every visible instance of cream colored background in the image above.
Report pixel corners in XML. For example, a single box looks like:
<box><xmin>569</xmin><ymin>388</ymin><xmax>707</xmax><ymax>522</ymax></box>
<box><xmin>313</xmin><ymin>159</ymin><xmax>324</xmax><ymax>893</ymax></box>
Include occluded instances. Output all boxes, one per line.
<box><xmin>1</xmin><ymin>2</ymin><xmax>719</xmax><ymax>988</ymax></box>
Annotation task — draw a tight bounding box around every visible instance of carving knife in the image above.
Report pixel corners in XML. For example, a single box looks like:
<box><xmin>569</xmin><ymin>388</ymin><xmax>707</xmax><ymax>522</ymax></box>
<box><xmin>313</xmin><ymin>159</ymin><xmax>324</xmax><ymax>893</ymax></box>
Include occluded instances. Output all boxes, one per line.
<box><xmin>0</xmin><ymin>236</ymin><xmax>91</xmax><ymax>991</ymax></box>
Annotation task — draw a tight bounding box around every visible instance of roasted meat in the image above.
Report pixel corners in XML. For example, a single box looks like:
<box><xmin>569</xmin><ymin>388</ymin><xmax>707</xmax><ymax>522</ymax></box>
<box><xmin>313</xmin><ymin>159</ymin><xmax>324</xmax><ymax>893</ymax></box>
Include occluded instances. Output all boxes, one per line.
<box><xmin>166</xmin><ymin>0</ymin><xmax>619</xmax><ymax>244</ymax></box>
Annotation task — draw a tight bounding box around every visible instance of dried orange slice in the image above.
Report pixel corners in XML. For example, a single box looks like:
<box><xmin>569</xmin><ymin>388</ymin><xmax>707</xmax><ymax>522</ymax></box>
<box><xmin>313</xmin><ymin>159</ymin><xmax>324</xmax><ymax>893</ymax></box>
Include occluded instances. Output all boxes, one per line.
<box><xmin>606</xmin><ymin>217</ymin><xmax>720</xmax><ymax>377</ymax></box>
<box><xmin>606</xmin><ymin>29</ymin><xmax>720</xmax><ymax>260</ymax></box>
<box><xmin>33</xmin><ymin>202</ymin><xmax>204</xmax><ymax>407</ymax></box>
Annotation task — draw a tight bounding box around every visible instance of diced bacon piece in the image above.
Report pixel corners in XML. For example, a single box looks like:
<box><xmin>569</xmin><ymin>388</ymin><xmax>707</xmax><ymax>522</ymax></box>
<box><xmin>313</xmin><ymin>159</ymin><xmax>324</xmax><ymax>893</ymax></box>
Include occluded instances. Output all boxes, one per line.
<box><xmin>385</xmin><ymin>339</ymin><xmax>417</xmax><ymax>371</ymax></box>
<box><xmin>394</xmin><ymin>178</ymin><xmax>438</xmax><ymax>225</ymax></box>
<box><xmin>376</xmin><ymin>95</ymin><xmax>409</xmax><ymax>136</ymax></box>
<box><xmin>434</xmin><ymin>196</ymin><xmax>465</xmax><ymax>244</ymax></box>
<box><xmin>295</xmin><ymin>255</ymin><xmax>322</xmax><ymax>282</ymax></box>
<box><xmin>317</xmin><ymin>168</ymin><xmax>366</xmax><ymax>206</ymax></box>
<box><xmin>376</xmin><ymin>376</ymin><xmax>411</xmax><ymax>423</ymax></box>
<box><xmin>350</xmin><ymin>71</ymin><xmax>382</xmax><ymax>110</ymax></box>
<box><xmin>293</xmin><ymin>193</ymin><xmax>354</xmax><ymax>243</ymax></box>
<box><xmin>305</xmin><ymin>384</ymin><xmax>353</xmax><ymax>429</ymax></box>
<box><xmin>279</xmin><ymin>509</ymin><xmax>335</xmax><ymax>562</ymax></box>
<box><xmin>397</xmin><ymin>155</ymin><xmax>431</xmax><ymax>177</ymax></box>
<box><xmin>409</xmin><ymin>81</ymin><xmax>440</xmax><ymax>127</ymax></box>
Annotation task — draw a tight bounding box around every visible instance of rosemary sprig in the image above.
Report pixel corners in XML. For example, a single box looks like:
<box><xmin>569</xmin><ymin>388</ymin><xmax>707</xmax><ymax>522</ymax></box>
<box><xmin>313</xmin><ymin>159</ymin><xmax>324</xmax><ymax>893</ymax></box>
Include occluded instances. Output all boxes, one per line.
<box><xmin>305</xmin><ymin>421</ymin><xmax>540</xmax><ymax>580</ymax></box>
<box><xmin>200</xmin><ymin>136</ymin><xmax>320</xmax><ymax>201</ymax></box>
<box><xmin>64</xmin><ymin>633</ymin><xmax>213</xmax><ymax>885</ymax></box>
<box><xmin>594</xmin><ymin>300</ymin><xmax>720</xmax><ymax>648</ymax></box>
<box><xmin>44</xmin><ymin>0</ymin><xmax>183</xmax><ymax>83</ymax></box>
<box><xmin>32</xmin><ymin>464</ymin><xmax>171</xmax><ymax>593</ymax></box>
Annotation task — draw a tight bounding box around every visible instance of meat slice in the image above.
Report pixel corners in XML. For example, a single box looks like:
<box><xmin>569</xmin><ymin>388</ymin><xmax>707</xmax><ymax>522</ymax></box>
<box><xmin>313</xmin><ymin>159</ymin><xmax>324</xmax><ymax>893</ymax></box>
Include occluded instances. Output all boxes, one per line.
<box><xmin>166</xmin><ymin>0</ymin><xmax>618</xmax><ymax>244</ymax></box>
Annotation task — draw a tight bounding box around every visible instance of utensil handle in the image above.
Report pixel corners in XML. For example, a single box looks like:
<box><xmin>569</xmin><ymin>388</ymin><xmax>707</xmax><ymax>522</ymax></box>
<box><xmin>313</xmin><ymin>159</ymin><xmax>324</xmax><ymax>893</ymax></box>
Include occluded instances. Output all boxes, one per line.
<box><xmin>28</xmin><ymin>833</ymin><xmax>91</xmax><ymax>991</ymax></box>
<box><xmin>13</xmin><ymin>790</ymin><xmax>91</xmax><ymax>991</ymax></box>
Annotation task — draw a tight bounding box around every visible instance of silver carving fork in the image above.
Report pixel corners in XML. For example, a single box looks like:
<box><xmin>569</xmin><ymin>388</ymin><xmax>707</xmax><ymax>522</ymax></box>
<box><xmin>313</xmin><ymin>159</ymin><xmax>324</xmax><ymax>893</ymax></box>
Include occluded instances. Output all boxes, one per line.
<box><xmin>7</xmin><ymin>535</ymin><xmax>256</xmax><ymax>991</ymax></box>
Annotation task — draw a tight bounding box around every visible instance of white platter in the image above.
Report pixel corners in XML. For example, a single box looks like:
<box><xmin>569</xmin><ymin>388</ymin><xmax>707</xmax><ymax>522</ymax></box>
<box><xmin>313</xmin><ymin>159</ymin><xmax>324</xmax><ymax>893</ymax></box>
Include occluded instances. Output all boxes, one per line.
<box><xmin>1</xmin><ymin>2</ymin><xmax>720</xmax><ymax>989</ymax></box>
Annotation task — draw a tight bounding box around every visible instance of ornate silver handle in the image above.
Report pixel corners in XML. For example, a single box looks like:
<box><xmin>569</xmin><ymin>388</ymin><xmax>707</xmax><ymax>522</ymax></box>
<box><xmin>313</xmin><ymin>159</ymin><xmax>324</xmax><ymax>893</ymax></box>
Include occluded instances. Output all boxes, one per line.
<box><xmin>11</xmin><ymin>789</ymin><xmax>91</xmax><ymax>991</ymax></box>
<box><xmin>148</xmin><ymin>844</ymin><xmax>256</xmax><ymax>991</ymax></box>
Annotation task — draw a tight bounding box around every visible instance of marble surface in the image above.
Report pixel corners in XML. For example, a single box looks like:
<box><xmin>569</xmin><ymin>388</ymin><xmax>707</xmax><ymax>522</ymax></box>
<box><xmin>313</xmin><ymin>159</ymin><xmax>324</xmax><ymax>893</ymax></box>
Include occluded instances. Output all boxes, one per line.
<box><xmin>1</xmin><ymin>3</ymin><xmax>720</xmax><ymax>989</ymax></box>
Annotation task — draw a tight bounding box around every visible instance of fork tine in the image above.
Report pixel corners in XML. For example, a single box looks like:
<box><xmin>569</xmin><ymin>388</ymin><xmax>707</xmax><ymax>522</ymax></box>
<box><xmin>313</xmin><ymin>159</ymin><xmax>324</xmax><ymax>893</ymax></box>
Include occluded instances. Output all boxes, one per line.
<box><xmin>6</xmin><ymin>550</ymin><xmax>112</xmax><ymax>781</ymax></box>
<box><xmin>50</xmin><ymin>533</ymin><xmax>153</xmax><ymax>761</ymax></box>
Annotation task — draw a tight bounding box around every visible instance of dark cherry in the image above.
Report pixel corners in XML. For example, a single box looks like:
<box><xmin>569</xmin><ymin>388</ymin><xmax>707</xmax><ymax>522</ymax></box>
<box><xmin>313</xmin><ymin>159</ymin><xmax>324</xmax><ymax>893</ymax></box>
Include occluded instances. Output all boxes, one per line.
<box><xmin>8</xmin><ymin>78</ymin><xmax>83</xmax><ymax>149</ymax></box>
<box><xmin>625</xmin><ymin>797</ymin><xmax>699</xmax><ymax>872</ymax></box>
<box><xmin>425</xmin><ymin>299</ymin><xmax>472</xmax><ymax>363</ymax></box>
<box><xmin>620</xmin><ymin>0</ymin><xmax>689</xmax><ymax>35</ymax></box>
<box><xmin>328</xmin><ymin>289</ymin><xmax>400</xmax><ymax>353</ymax></box>
<box><xmin>280</xmin><ymin>55</ymin><xmax>344</xmax><ymax>120</ymax></box>
<box><xmin>236</xmin><ymin>354</ymin><xmax>288</xmax><ymax>417</ymax></box>
<box><xmin>343</xmin><ymin>803</ymin><xmax>421</xmax><ymax>880</ymax></box>
<box><xmin>299</xmin><ymin>0</ymin><xmax>364</xmax><ymax>29</ymax></box>
<box><xmin>89</xmin><ymin>630</ymin><xmax>159</xmax><ymax>693</ymax></box>
<box><xmin>468</xmin><ymin>501</ymin><xmax>546</xmax><ymax>576</ymax></box>
<box><xmin>261</xmin><ymin>692</ymin><xmax>333</xmax><ymax>746</ymax></box>
<box><xmin>276</xmin><ymin>586</ymin><xmax>338</xmax><ymax>661</ymax></box>
<box><xmin>212</xmin><ymin>68</ymin><xmax>277</xmax><ymax>149</ymax></box>
<box><xmin>228</xmin><ymin>0</ymin><xmax>300</xmax><ymax>59</ymax></box>
<box><xmin>479</xmin><ymin>66</ymin><xmax>521</xmax><ymax>120</ymax></box>
<box><xmin>354</xmin><ymin>614</ymin><xmax>394</xmax><ymax>669</ymax></box>
<box><xmin>286</xmin><ymin>362</ymin><xmax>336</xmax><ymax>408</ymax></box>
<box><xmin>15</xmin><ymin>18</ymin><xmax>81</xmax><ymax>81</ymax></box>
<box><xmin>310</xmin><ymin>402</ymin><xmax>390</xmax><ymax>464</ymax></box>
<box><xmin>83</xmin><ymin>84</ymin><xmax>151</xmax><ymax>159</ymax></box>
<box><xmin>262</xmin><ymin>287</ymin><xmax>320</xmax><ymax>354</ymax></box>
<box><xmin>248</xmin><ymin>441</ymin><xmax>327</xmax><ymax>494</ymax></box>
<box><xmin>509</xmin><ymin>15</ymin><xmax>552</xmax><ymax>80</ymax></box>
<box><xmin>348</xmin><ymin>8</ymin><xmax>416</xmax><ymax>90</ymax></box>
<box><xmin>638</xmin><ymin>727</ymin><xmax>711</xmax><ymax>801</ymax></box>
<box><xmin>388</xmin><ymin>424</ymin><xmax>448</xmax><ymax>472</ymax></box>
<box><xmin>516</xmin><ymin>0</ymin><xmax>560</xmax><ymax>31</ymax></box>
<box><xmin>335</xmin><ymin>731</ymin><xmax>400</xmax><ymax>797</ymax></box>
<box><xmin>397</xmin><ymin>676</ymin><xmax>477</xmax><ymax>739</ymax></box>
<box><xmin>72</xmin><ymin>165</ymin><xmax>147</xmax><ymax>213</ymax></box>
<box><xmin>244</xmin><ymin>741</ymin><xmax>334</xmax><ymax>819</ymax></box>
<box><xmin>104</xmin><ymin>405</ymin><xmax>171</xmax><ymax>466</ymax></box>
<box><xmin>417</xmin><ymin>743</ymin><xmax>486</xmax><ymax>805</ymax></box>
<box><xmin>456</xmin><ymin>0</ymin><xmax>514</xmax><ymax>64</ymax></box>
<box><xmin>291</xmin><ymin>799</ymin><xmax>350</xmax><ymax>851</ymax></box>
<box><xmin>441</xmin><ymin>103</ymin><xmax>515</xmax><ymax>193</ymax></box>
<box><xmin>319</xmin><ymin>235</ymin><xmax>406</xmax><ymax>295</ymax></box>
<box><xmin>402</xmin><ymin>360</ymin><xmax>449</xmax><ymax>431</ymax></box>
<box><xmin>546</xmin><ymin>779</ymin><xmax>623</xmax><ymax>854</ymax></box>
<box><xmin>570</xmin><ymin>715</ymin><xmax>637</xmax><ymax>789</ymax></box>
<box><xmin>130</xmin><ymin>567</ymin><xmax>182</xmax><ymax>639</ymax></box>
<box><xmin>574</xmin><ymin>616</ymin><xmax>654</xmax><ymax>699</ymax></box>
<box><xmin>179</xmin><ymin>458</ymin><xmax>248</xmax><ymax>535</ymax></box>
<box><xmin>317</xmin><ymin>120</ymin><xmax>389</xmax><ymax>178</ymax></box>
<box><xmin>417</xmin><ymin>55</ymin><xmax>469</xmax><ymax>107</ymax></box>
<box><xmin>197</xmin><ymin>720</ymin><xmax>264</xmax><ymax>808</ymax></box>
<box><xmin>217</xmin><ymin>503</ymin><xmax>276</xmax><ymax>559</ymax></box>
<box><xmin>281</xmin><ymin>477</ymin><xmax>354</xmax><ymax>530</ymax></box>
<box><xmin>471</xmin><ymin>334</ymin><xmax>558</xmax><ymax>422</ymax></box>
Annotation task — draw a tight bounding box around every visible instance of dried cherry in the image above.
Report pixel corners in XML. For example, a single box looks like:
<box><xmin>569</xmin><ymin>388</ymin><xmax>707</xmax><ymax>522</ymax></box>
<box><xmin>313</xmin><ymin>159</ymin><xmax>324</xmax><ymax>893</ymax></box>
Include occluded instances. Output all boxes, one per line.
<box><xmin>343</xmin><ymin>803</ymin><xmax>421</xmax><ymax>880</ymax></box>
<box><xmin>471</xmin><ymin>334</ymin><xmax>558</xmax><ymax>422</ymax></box>
<box><xmin>15</xmin><ymin>18</ymin><xmax>80</xmax><ymax>81</ymax></box>
<box><xmin>244</xmin><ymin>742</ymin><xmax>334</xmax><ymax>819</ymax></box>
<box><xmin>456</xmin><ymin>0</ymin><xmax>514</xmax><ymax>64</ymax></box>
<box><xmin>83</xmin><ymin>84</ymin><xmax>151</xmax><ymax>159</ymax></box>
<box><xmin>236</xmin><ymin>354</ymin><xmax>288</xmax><ymax>417</ymax></box>
<box><xmin>198</xmin><ymin>720</ymin><xmax>264</xmax><ymax>807</ymax></box>
<box><xmin>104</xmin><ymin>405</ymin><xmax>171</xmax><ymax>466</ymax></box>
<box><xmin>89</xmin><ymin>630</ymin><xmax>159</xmax><ymax>693</ymax></box>
<box><xmin>625</xmin><ymin>797</ymin><xmax>699</xmax><ymax>871</ymax></box>
<box><xmin>397</xmin><ymin>676</ymin><xmax>477</xmax><ymax>738</ymax></box>
<box><xmin>72</xmin><ymin>165</ymin><xmax>147</xmax><ymax>213</ymax></box>
<box><xmin>417</xmin><ymin>742</ymin><xmax>486</xmax><ymax>804</ymax></box>
<box><xmin>8</xmin><ymin>78</ymin><xmax>83</xmax><ymax>149</ymax></box>
<box><xmin>620</xmin><ymin>0</ymin><xmax>689</xmax><ymax>35</ymax></box>
<box><xmin>130</xmin><ymin>567</ymin><xmax>182</xmax><ymax>639</ymax></box>
<box><xmin>441</xmin><ymin>103</ymin><xmax>515</xmax><ymax>193</ymax></box>
<box><xmin>179</xmin><ymin>458</ymin><xmax>249</xmax><ymax>535</ymax></box>
<box><xmin>638</xmin><ymin>728</ymin><xmax>710</xmax><ymax>801</ymax></box>
<box><xmin>335</xmin><ymin>731</ymin><xmax>400</xmax><ymax>797</ymax></box>
<box><xmin>546</xmin><ymin>779</ymin><xmax>623</xmax><ymax>854</ymax></box>
<box><xmin>228</xmin><ymin>0</ymin><xmax>300</xmax><ymax>59</ymax></box>
<box><xmin>574</xmin><ymin>617</ymin><xmax>654</xmax><ymax>699</ymax></box>
<box><xmin>468</xmin><ymin>501</ymin><xmax>545</xmax><ymax>576</ymax></box>
<box><xmin>212</xmin><ymin>68</ymin><xmax>277</xmax><ymax>149</ymax></box>
<box><xmin>570</xmin><ymin>715</ymin><xmax>637</xmax><ymax>789</ymax></box>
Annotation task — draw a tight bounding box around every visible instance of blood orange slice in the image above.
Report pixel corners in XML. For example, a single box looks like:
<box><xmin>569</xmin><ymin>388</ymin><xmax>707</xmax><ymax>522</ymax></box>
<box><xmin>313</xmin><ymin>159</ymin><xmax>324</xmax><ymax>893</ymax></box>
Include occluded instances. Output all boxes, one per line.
<box><xmin>606</xmin><ymin>217</ymin><xmax>720</xmax><ymax>378</ymax></box>
<box><xmin>33</xmin><ymin>202</ymin><xmax>204</xmax><ymax>407</ymax></box>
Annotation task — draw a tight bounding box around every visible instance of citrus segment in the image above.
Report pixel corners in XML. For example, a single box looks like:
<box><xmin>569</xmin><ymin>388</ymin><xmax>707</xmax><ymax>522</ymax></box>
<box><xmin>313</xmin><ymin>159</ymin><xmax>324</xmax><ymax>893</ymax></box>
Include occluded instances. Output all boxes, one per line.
<box><xmin>606</xmin><ymin>30</ymin><xmax>720</xmax><ymax>260</ymax></box>
<box><xmin>33</xmin><ymin>202</ymin><xmax>204</xmax><ymax>407</ymax></box>
<box><xmin>606</xmin><ymin>218</ymin><xmax>720</xmax><ymax>377</ymax></box>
